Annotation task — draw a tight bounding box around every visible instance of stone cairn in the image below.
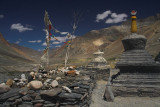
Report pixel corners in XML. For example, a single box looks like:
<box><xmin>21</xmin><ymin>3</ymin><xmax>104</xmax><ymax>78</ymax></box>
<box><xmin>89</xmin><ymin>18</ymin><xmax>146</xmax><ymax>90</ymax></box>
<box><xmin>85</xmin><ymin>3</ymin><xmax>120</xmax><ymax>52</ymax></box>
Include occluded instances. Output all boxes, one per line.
<box><xmin>104</xmin><ymin>10</ymin><xmax>160</xmax><ymax>101</ymax></box>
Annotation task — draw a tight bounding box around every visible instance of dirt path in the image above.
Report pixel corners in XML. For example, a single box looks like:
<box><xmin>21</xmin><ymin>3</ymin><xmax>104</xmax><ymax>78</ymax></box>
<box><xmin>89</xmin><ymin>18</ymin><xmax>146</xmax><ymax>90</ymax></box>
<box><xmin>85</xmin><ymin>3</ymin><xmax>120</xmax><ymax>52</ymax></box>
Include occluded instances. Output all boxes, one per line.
<box><xmin>90</xmin><ymin>80</ymin><xmax>160</xmax><ymax>107</ymax></box>
<box><xmin>90</xmin><ymin>80</ymin><xmax>107</xmax><ymax>107</ymax></box>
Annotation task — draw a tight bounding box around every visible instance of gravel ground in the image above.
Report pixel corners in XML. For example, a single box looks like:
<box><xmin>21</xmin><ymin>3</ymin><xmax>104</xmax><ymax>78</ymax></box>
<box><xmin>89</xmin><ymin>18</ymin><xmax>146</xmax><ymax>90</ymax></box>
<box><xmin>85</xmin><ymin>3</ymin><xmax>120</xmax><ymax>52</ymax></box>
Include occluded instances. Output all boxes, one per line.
<box><xmin>90</xmin><ymin>80</ymin><xmax>160</xmax><ymax>107</ymax></box>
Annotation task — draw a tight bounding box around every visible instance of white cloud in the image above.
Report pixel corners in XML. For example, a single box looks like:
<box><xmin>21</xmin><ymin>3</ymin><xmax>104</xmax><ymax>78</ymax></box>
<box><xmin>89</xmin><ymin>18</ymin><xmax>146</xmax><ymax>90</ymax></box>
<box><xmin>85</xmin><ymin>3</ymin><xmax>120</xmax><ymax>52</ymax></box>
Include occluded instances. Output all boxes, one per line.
<box><xmin>96</xmin><ymin>10</ymin><xmax>128</xmax><ymax>24</ymax></box>
<box><xmin>105</xmin><ymin>13</ymin><xmax>127</xmax><ymax>24</ymax></box>
<box><xmin>38</xmin><ymin>49</ymin><xmax>43</xmax><ymax>51</ymax></box>
<box><xmin>10</xmin><ymin>23</ymin><xmax>33</xmax><ymax>32</ymax></box>
<box><xmin>28</xmin><ymin>40</ymin><xmax>36</xmax><ymax>43</ymax></box>
<box><xmin>52</xmin><ymin>41</ymin><xmax>61</xmax><ymax>44</ymax></box>
<box><xmin>55</xmin><ymin>45</ymin><xmax>61</xmax><ymax>48</ymax></box>
<box><xmin>28</xmin><ymin>40</ymin><xmax>41</xmax><ymax>43</ymax></box>
<box><xmin>0</xmin><ymin>15</ymin><xmax>4</xmax><ymax>19</ymax></box>
<box><xmin>15</xmin><ymin>39</ymin><xmax>22</xmax><ymax>44</ymax></box>
<box><xmin>15</xmin><ymin>41</ymin><xmax>20</xmax><ymax>44</ymax></box>
<box><xmin>96</xmin><ymin>10</ymin><xmax>111</xmax><ymax>22</ymax></box>
<box><xmin>60</xmin><ymin>32</ymin><xmax>68</xmax><ymax>35</ymax></box>
<box><xmin>105</xmin><ymin>18</ymin><xmax>114</xmax><ymax>23</ymax></box>
<box><xmin>42</xmin><ymin>42</ymin><xmax>47</xmax><ymax>46</ymax></box>
<box><xmin>37</xmin><ymin>40</ymin><xmax>41</xmax><ymax>43</ymax></box>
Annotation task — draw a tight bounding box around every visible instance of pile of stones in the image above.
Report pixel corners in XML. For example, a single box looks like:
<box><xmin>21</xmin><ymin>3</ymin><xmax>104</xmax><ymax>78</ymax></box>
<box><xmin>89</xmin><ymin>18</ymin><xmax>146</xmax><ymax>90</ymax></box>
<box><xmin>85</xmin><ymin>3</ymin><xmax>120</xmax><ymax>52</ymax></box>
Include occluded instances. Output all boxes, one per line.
<box><xmin>0</xmin><ymin>68</ymin><xmax>102</xmax><ymax>107</ymax></box>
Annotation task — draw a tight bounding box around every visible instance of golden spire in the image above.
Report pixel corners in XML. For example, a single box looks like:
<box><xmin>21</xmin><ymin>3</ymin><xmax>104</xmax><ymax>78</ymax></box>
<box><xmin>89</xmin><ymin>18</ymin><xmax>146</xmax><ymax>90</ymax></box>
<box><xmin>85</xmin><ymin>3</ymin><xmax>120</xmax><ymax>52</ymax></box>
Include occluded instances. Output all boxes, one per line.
<box><xmin>131</xmin><ymin>10</ymin><xmax>137</xmax><ymax>33</ymax></box>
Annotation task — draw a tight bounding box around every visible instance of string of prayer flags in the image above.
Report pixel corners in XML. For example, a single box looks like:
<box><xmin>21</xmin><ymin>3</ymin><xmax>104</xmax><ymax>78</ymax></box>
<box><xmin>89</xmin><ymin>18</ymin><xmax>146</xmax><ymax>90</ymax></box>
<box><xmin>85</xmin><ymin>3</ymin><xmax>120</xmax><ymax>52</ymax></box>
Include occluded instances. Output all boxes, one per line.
<box><xmin>68</xmin><ymin>41</ymin><xmax>71</xmax><ymax>44</ymax></box>
<box><xmin>55</xmin><ymin>29</ymin><xmax>60</xmax><ymax>33</ymax></box>
<box><xmin>54</xmin><ymin>37</ymin><xmax>59</xmax><ymax>41</ymax></box>
<box><xmin>64</xmin><ymin>41</ymin><xmax>71</xmax><ymax>44</ymax></box>
<box><xmin>44</xmin><ymin>11</ymin><xmax>49</xmax><ymax>28</ymax></box>
<box><xmin>49</xmin><ymin>36</ymin><xmax>51</xmax><ymax>41</ymax></box>
<box><xmin>43</xmin><ymin>47</ymin><xmax>48</xmax><ymax>54</ymax></box>
<box><xmin>67</xmin><ymin>34</ymin><xmax>71</xmax><ymax>38</ymax></box>
<box><xmin>49</xmin><ymin>32</ymin><xmax>52</xmax><ymax>36</ymax></box>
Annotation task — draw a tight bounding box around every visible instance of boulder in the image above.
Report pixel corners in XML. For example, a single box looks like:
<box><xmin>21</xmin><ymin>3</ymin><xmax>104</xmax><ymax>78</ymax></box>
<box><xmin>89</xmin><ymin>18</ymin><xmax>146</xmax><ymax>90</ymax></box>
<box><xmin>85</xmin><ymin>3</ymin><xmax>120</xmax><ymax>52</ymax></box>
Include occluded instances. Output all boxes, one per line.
<box><xmin>18</xmin><ymin>102</ymin><xmax>33</xmax><ymax>107</ymax></box>
<box><xmin>75</xmin><ymin>71</ymin><xmax>80</xmax><ymax>75</ymax></box>
<box><xmin>13</xmin><ymin>98</ymin><xmax>23</xmax><ymax>105</ymax></box>
<box><xmin>22</xmin><ymin>95</ymin><xmax>33</xmax><ymax>101</ymax></box>
<box><xmin>0</xmin><ymin>83</ymin><xmax>11</xmax><ymax>94</ymax></box>
<box><xmin>27</xmin><ymin>81</ymin><xmax>43</xmax><ymax>90</ymax></box>
<box><xmin>6</xmin><ymin>79</ymin><xmax>14</xmax><ymax>87</ymax></box>
<box><xmin>0</xmin><ymin>88</ymin><xmax>20</xmax><ymax>101</ymax></box>
<box><xmin>51</xmin><ymin>80</ymin><xmax>58</xmax><ymax>88</ymax></box>
<box><xmin>40</xmin><ymin>88</ymin><xmax>62</xmax><ymax>97</ymax></box>
<box><xmin>56</xmin><ymin>77</ymin><xmax>61</xmax><ymax>81</ymax></box>
<box><xmin>58</xmin><ymin>92</ymin><xmax>82</xmax><ymax>99</ymax></box>
<box><xmin>34</xmin><ymin>103</ymin><xmax>43</xmax><ymax>107</ymax></box>
<box><xmin>72</xmin><ymin>88</ymin><xmax>87</xmax><ymax>94</ymax></box>
<box><xmin>35</xmin><ymin>94</ymin><xmax>41</xmax><ymax>100</ymax></box>
<box><xmin>7</xmin><ymin>95</ymin><xmax>21</xmax><ymax>102</ymax></box>
<box><xmin>43</xmin><ymin>103</ymin><xmax>56</xmax><ymax>107</ymax></box>
<box><xmin>19</xmin><ymin>87</ymin><xmax>29</xmax><ymax>95</ymax></box>
<box><xmin>62</xmin><ymin>86</ymin><xmax>72</xmax><ymax>93</ymax></box>
<box><xmin>32</xmin><ymin>100</ymin><xmax>45</xmax><ymax>104</ymax></box>
<box><xmin>45</xmin><ymin>79</ymin><xmax>52</xmax><ymax>83</ymax></box>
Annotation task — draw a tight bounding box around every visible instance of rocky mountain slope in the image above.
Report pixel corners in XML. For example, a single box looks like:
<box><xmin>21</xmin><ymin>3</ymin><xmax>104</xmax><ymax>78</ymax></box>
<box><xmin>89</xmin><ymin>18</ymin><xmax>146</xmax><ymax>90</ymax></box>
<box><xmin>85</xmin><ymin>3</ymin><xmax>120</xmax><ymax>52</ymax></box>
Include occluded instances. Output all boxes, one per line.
<box><xmin>0</xmin><ymin>33</ymin><xmax>40</xmax><ymax>72</ymax></box>
<box><xmin>10</xmin><ymin>43</ymin><xmax>42</xmax><ymax>62</ymax></box>
<box><xmin>50</xmin><ymin>13</ymin><xmax>160</xmax><ymax>66</ymax></box>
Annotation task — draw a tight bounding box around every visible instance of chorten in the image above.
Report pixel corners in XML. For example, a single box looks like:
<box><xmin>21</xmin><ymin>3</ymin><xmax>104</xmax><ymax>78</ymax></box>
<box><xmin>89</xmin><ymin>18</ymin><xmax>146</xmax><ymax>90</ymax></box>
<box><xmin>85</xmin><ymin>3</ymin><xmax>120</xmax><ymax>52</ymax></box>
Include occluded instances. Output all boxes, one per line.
<box><xmin>109</xmin><ymin>11</ymin><xmax>160</xmax><ymax>98</ymax></box>
<box><xmin>87</xmin><ymin>50</ymin><xmax>108</xmax><ymax>69</ymax></box>
<box><xmin>116</xmin><ymin>10</ymin><xmax>158</xmax><ymax>73</ymax></box>
<box><xmin>92</xmin><ymin>50</ymin><xmax>107</xmax><ymax>67</ymax></box>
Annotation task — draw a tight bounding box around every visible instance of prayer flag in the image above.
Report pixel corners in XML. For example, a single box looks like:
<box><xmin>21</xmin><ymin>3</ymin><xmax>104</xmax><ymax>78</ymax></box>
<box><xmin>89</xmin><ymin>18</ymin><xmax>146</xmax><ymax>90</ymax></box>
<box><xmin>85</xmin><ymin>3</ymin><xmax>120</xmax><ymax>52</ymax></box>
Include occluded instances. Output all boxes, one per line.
<box><xmin>49</xmin><ymin>24</ymin><xmax>52</xmax><ymax>30</ymax></box>
<box><xmin>54</xmin><ymin>37</ymin><xmax>59</xmax><ymax>41</ymax></box>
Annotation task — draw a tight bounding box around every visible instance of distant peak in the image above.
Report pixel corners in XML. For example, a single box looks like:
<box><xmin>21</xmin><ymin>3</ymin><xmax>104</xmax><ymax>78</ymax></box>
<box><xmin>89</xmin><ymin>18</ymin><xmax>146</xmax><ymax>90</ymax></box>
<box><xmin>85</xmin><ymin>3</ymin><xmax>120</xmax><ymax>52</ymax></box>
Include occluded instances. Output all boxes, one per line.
<box><xmin>0</xmin><ymin>32</ymin><xmax>10</xmax><ymax>46</ymax></box>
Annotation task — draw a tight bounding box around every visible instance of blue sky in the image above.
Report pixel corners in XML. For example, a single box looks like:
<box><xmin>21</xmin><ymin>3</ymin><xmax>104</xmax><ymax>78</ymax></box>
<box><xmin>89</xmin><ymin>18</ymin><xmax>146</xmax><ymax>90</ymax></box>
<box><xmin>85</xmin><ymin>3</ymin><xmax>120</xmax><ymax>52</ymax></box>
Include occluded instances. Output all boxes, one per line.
<box><xmin>0</xmin><ymin>0</ymin><xmax>160</xmax><ymax>50</ymax></box>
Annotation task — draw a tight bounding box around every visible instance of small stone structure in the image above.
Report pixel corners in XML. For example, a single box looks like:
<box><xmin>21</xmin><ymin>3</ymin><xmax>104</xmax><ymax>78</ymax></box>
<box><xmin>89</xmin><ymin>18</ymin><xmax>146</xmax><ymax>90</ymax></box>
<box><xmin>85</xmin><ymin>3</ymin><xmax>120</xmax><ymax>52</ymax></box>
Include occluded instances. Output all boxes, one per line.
<box><xmin>87</xmin><ymin>50</ymin><xmax>109</xmax><ymax>69</ymax></box>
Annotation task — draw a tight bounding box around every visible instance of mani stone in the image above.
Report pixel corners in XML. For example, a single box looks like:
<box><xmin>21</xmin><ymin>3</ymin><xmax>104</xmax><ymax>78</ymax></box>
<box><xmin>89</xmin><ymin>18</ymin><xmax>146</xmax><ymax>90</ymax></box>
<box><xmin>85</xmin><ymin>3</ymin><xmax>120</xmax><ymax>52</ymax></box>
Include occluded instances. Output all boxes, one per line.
<box><xmin>116</xmin><ymin>33</ymin><xmax>159</xmax><ymax>73</ymax></box>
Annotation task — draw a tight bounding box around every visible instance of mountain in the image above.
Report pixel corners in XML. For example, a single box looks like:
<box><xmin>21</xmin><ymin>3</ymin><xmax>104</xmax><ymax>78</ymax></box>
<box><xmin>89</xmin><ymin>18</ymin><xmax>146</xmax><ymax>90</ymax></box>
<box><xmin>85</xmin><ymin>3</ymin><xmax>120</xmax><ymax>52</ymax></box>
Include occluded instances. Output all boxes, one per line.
<box><xmin>0</xmin><ymin>33</ymin><xmax>39</xmax><ymax>72</ymax></box>
<box><xmin>1</xmin><ymin>13</ymin><xmax>160</xmax><ymax>70</ymax></box>
<box><xmin>10</xmin><ymin>43</ymin><xmax>42</xmax><ymax>62</ymax></box>
<box><xmin>50</xmin><ymin>13</ymin><xmax>160</xmax><ymax>66</ymax></box>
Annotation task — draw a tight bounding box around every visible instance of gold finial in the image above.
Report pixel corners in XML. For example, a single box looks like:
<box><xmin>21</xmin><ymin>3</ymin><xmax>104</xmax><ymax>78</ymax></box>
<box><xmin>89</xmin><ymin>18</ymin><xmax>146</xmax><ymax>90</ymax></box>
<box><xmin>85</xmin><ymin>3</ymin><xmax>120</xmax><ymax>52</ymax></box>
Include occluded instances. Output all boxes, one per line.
<box><xmin>131</xmin><ymin>10</ymin><xmax>137</xmax><ymax>33</ymax></box>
